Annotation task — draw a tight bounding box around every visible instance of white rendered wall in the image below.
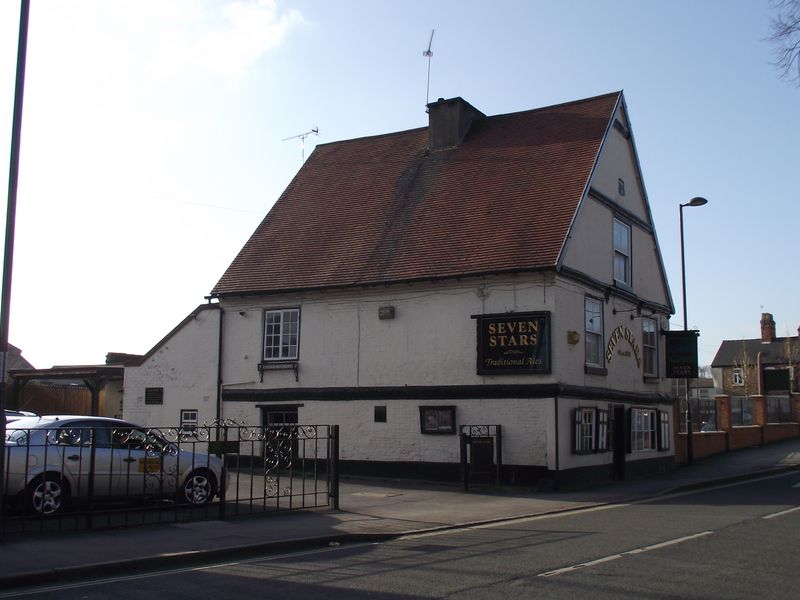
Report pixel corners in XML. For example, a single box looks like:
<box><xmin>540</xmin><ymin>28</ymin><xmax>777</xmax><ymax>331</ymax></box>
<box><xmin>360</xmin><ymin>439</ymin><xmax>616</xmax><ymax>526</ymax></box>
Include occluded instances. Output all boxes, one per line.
<box><xmin>296</xmin><ymin>397</ymin><xmax>550</xmax><ymax>466</ymax></box>
<box><xmin>123</xmin><ymin>307</ymin><xmax>220</xmax><ymax>428</ymax></box>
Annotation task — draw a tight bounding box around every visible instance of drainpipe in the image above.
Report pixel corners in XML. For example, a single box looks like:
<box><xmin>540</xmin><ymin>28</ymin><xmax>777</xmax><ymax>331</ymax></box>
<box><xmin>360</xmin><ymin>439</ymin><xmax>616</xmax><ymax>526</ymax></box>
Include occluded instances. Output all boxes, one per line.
<box><xmin>554</xmin><ymin>395</ymin><xmax>560</xmax><ymax>491</ymax></box>
<box><xmin>216</xmin><ymin>304</ymin><xmax>224</xmax><ymax>423</ymax></box>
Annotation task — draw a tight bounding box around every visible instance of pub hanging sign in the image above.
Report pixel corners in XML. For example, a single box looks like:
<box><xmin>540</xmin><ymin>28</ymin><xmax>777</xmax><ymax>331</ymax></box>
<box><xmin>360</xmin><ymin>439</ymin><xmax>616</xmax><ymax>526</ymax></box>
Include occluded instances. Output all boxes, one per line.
<box><xmin>473</xmin><ymin>311</ymin><xmax>551</xmax><ymax>375</ymax></box>
<box><xmin>664</xmin><ymin>330</ymin><xmax>700</xmax><ymax>379</ymax></box>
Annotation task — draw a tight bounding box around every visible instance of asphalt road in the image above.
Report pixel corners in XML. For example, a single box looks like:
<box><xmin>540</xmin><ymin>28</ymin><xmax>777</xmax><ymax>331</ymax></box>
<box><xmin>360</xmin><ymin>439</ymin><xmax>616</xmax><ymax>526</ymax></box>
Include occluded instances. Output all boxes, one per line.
<box><xmin>5</xmin><ymin>471</ymin><xmax>799</xmax><ymax>599</ymax></box>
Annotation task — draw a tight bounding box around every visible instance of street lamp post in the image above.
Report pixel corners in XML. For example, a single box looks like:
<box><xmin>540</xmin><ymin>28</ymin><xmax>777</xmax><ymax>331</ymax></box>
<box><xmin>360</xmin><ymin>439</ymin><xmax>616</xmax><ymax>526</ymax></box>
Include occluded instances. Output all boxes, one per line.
<box><xmin>679</xmin><ymin>196</ymin><xmax>708</xmax><ymax>465</ymax></box>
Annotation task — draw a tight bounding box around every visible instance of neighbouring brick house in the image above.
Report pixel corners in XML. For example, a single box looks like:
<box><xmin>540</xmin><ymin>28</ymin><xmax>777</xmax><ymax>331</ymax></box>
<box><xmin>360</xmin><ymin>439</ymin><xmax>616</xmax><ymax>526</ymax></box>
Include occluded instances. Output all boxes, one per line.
<box><xmin>126</xmin><ymin>91</ymin><xmax>679</xmax><ymax>489</ymax></box>
<box><xmin>711</xmin><ymin>313</ymin><xmax>799</xmax><ymax>427</ymax></box>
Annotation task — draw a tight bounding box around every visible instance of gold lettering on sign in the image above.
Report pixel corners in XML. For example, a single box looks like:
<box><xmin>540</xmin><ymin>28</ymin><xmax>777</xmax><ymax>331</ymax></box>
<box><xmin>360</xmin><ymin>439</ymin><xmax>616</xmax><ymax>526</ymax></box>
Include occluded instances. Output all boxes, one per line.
<box><xmin>605</xmin><ymin>325</ymin><xmax>641</xmax><ymax>368</ymax></box>
<box><xmin>488</xmin><ymin>320</ymin><xmax>540</xmax><ymax>349</ymax></box>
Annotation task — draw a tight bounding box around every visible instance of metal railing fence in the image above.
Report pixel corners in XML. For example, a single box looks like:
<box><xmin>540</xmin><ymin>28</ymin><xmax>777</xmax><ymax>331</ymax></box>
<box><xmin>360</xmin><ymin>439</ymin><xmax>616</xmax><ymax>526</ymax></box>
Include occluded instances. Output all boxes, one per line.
<box><xmin>1</xmin><ymin>419</ymin><xmax>339</xmax><ymax>536</ymax></box>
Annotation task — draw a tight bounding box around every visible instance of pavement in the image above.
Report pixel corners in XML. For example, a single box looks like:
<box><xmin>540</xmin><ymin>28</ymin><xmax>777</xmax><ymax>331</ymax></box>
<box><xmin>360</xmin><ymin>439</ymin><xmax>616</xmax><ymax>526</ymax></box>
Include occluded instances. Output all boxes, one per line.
<box><xmin>1</xmin><ymin>438</ymin><xmax>799</xmax><ymax>591</ymax></box>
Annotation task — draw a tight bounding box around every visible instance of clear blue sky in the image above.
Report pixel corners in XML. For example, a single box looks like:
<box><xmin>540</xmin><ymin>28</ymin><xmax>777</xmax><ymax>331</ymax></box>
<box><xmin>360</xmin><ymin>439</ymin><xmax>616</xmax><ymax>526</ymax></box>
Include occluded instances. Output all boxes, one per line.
<box><xmin>1</xmin><ymin>0</ymin><xmax>797</xmax><ymax>369</ymax></box>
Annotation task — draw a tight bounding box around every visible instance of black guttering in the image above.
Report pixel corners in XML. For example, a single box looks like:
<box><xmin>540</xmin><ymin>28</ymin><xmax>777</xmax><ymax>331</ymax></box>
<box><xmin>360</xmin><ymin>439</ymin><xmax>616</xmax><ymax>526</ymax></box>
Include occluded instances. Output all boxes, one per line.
<box><xmin>222</xmin><ymin>384</ymin><xmax>672</xmax><ymax>404</ymax></box>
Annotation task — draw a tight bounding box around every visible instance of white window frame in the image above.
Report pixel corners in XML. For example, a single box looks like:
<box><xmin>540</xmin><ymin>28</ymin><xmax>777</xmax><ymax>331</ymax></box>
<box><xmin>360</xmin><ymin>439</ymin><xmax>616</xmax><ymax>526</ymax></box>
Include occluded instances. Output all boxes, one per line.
<box><xmin>263</xmin><ymin>308</ymin><xmax>300</xmax><ymax>361</ymax></box>
<box><xmin>180</xmin><ymin>409</ymin><xmax>199</xmax><ymax>435</ymax></box>
<box><xmin>631</xmin><ymin>408</ymin><xmax>656</xmax><ymax>452</ymax></box>
<box><xmin>642</xmin><ymin>317</ymin><xmax>658</xmax><ymax>377</ymax></box>
<box><xmin>658</xmin><ymin>411</ymin><xmax>670</xmax><ymax>451</ymax></box>
<box><xmin>613</xmin><ymin>218</ymin><xmax>632</xmax><ymax>286</ymax></box>
<box><xmin>575</xmin><ymin>408</ymin><xmax>595</xmax><ymax>454</ymax></box>
<box><xmin>585</xmin><ymin>297</ymin><xmax>604</xmax><ymax>368</ymax></box>
<box><xmin>732</xmin><ymin>368</ymin><xmax>744</xmax><ymax>386</ymax></box>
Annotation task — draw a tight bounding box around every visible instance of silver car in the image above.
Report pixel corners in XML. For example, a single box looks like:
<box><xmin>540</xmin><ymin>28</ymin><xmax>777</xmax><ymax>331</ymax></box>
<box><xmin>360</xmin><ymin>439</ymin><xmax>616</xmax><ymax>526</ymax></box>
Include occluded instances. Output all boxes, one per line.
<box><xmin>4</xmin><ymin>415</ymin><xmax>225</xmax><ymax>515</ymax></box>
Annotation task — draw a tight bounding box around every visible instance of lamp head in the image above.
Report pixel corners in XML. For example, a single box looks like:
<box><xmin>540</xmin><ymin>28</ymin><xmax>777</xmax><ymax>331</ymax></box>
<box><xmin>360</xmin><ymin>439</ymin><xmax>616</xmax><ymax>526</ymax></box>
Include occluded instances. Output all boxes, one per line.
<box><xmin>686</xmin><ymin>197</ymin><xmax>708</xmax><ymax>207</ymax></box>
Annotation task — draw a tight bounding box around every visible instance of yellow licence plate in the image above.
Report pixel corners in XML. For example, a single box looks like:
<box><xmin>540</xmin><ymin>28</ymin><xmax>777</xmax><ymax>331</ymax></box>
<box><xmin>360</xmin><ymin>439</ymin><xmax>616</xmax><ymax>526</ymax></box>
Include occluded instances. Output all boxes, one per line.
<box><xmin>138</xmin><ymin>458</ymin><xmax>162</xmax><ymax>473</ymax></box>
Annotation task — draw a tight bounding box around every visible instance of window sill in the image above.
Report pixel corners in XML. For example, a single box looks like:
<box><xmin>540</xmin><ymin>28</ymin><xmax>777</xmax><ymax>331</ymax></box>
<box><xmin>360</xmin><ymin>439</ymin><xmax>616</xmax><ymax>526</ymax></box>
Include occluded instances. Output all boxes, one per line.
<box><xmin>613</xmin><ymin>280</ymin><xmax>635</xmax><ymax>294</ymax></box>
<box><xmin>584</xmin><ymin>366</ymin><xmax>608</xmax><ymax>376</ymax></box>
<box><xmin>258</xmin><ymin>360</ymin><xmax>299</xmax><ymax>383</ymax></box>
<box><xmin>643</xmin><ymin>376</ymin><xmax>660</xmax><ymax>383</ymax></box>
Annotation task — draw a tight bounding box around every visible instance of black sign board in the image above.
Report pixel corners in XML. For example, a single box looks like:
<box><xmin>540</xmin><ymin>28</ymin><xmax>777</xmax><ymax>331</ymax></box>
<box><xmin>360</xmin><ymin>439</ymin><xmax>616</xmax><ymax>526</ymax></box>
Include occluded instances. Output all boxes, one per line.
<box><xmin>664</xmin><ymin>330</ymin><xmax>699</xmax><ymax>378</ymax></box>
<box><xmin>473</xmin><ymin>311</ymin><xmax>551</xmax><ymax>375</ymax></box>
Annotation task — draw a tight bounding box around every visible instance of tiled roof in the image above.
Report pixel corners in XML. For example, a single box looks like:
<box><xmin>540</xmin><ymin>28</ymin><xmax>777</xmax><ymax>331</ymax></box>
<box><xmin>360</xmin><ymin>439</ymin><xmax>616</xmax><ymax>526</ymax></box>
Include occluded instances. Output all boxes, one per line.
<box><xmin>212</xmin><ymin>92</ymin><xmax>621</xmax><ymax>296</ymax></box>
<box><xmin>711</xmin><ymin>337</ymin><xmax>799</xmax><ymax>367</ymax></box>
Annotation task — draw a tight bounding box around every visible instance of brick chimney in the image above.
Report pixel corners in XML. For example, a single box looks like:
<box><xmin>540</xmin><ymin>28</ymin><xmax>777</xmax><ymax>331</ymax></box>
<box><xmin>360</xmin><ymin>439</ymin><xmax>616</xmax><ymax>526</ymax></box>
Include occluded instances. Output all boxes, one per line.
<box><xmin>427</xmin><ymin>97</ymin><xmax>485</xmax><ymax>151</ymax></box>
<box><xmin>760</xmin><ymin>312</ymin><xmax>776</xmax><ymax>343</ymax></box>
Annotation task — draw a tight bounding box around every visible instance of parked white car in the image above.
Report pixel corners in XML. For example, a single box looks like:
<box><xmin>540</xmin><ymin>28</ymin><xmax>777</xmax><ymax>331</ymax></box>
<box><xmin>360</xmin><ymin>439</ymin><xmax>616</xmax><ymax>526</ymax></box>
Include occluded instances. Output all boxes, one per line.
<box><xmin>4</xmin><ymin>415</ymin><xmax>226</xmax><ymax>515</ymax></box>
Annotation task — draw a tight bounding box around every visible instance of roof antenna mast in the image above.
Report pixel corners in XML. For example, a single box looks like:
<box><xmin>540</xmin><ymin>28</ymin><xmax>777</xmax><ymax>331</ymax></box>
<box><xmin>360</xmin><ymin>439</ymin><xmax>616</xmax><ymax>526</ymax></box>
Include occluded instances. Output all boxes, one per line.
<box><xmin>423</xmin><ymin>29</ymin><xmax>435</xmax><ymax>109</ymax></box>
<box><xmin>282</xmin><ymin>127</ymin><xmax>319</xmax><ymax>163</ymax></box>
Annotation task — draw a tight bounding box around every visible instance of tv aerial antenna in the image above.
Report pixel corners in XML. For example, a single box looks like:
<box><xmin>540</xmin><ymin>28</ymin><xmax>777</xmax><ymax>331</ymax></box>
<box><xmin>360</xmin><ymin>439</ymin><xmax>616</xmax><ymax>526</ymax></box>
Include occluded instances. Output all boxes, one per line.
<box><xmin>423</xmin><ymin>29</ymin><xmax>435</xmax><ymax>108</ymax></box>
<box><xmin>282</xmin><ymin>127</ymin><xmax>319</xmax><ymax>162</ymax></box>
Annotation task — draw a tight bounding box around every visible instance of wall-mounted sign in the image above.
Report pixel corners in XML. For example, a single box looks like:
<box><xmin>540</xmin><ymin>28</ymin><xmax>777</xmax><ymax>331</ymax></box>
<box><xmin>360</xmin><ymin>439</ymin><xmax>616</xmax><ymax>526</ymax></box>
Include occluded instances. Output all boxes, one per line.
<box><xmin>664</xmin><ymin>330</ymin><xmax>699</xmax><ymax>378</ymax></box>
<box><xmin>472</xmin><ymin>311</ymin><xmax>551</xmax><ymax>375</ymax></box>
<box><xmin>606</xmin><ymin>325</ymin><xmax>641</xmax><ymax>368</ymax></box>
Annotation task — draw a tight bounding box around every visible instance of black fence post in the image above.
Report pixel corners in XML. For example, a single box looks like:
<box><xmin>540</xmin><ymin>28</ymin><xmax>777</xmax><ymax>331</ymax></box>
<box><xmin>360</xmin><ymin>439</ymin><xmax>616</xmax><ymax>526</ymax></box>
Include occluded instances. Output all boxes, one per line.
<box><xmin>460</xmin><ymin>432</ymin><xmax>470</xmax><ymax>492</ymax></box>
<box><xmin>330</xmin><ymin>425</ymin><xmax>339</xmax><ymax>510</ymax></box>
<box><xmin>495</xmin><ymin>425</ymin><xmax>503</xmax><ymax>486</ymax></box>
<box><xmin>87</xmin><ymin>433</ymin><xmax>97</xmax><ymax>530</ymax></box>
<box><xmin>219</xmin><ymin>423</ymin><xmax>228</xmax><ymax>520</ymax></box>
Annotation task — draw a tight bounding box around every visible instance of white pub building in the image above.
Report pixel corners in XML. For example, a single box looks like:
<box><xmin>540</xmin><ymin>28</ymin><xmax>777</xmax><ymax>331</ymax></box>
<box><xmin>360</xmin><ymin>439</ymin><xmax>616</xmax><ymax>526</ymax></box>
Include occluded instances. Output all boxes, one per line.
<box><xmin>124</xmin><ymin>92</ymin><xmax>676</xmax><ymax>489</ymax></box>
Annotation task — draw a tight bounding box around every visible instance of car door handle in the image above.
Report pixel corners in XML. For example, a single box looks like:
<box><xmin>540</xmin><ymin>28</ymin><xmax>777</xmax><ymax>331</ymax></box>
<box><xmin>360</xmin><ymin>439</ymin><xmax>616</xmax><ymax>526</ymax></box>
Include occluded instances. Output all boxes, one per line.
<box><xmin>123</xmin><ymin>457</ymin><xmax>136</xmax><ymax>463</ymax></box>
<box><xmin>67</xmin><ymin>455</ymin><xmax>81</xmax><ymax>461</ymax></box>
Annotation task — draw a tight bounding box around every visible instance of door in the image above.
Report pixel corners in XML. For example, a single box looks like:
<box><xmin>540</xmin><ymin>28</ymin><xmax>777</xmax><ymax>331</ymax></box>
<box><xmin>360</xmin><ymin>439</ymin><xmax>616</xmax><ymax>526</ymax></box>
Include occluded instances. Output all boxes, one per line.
<box><xmin>262</xmin><ymin>407</ymin><xmax>299</xmax><ymax>471</ymax></box>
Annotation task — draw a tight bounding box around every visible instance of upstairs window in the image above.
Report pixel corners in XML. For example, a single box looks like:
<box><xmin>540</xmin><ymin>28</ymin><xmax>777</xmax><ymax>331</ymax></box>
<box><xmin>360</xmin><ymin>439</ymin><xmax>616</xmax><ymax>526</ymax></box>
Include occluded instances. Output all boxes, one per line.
<box><xmin>585</xmin><ymin>297</ymin><xmax>604</xmax><ymax>368</ymax></box>
<box><xmin>263</xmin><ymin>308</ymin><xmax>300</xmax><ymax>361</ymax></box>
<box><xmin>732</xmin><ymin>368</ymin><xmax>744</xmax><ymax>386</ymax></box>
<box><xmin>613</xmin><ymin>218</ymin><xmax>632</xmax><ymax>286</ymax></box>
<box><xmin>642</xmin><ymin>317</ymin><xmax>658</xmax><ymax>377</ymax></box>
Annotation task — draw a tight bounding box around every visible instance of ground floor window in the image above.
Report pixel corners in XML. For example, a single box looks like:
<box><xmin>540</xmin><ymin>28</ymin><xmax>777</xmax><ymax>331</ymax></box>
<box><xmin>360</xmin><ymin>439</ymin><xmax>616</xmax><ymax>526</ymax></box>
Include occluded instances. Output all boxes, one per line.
<box><xmin>658</xmin><ymin>411</ymin><xmax>671</xmax><ymax>451</ymax></box>
<box><xmin>572</xmin><ymin>407</ymin><xmax>608</xmax><ymax>454</ymax></box>
<box><xmin>180</xmin><ymin>409</ymin><xmax>198</xmax><ymax>434</ymax></box>
<box><xmin>631</xmin><ymin>408</ymin><xmax>656</xmax><ymax>451</ymax></box>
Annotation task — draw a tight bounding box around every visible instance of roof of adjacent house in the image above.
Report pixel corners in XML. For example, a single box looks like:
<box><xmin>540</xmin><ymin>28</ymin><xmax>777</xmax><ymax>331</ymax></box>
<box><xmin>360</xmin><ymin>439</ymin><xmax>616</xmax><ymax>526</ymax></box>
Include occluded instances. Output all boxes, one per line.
<box><xmin>711</xmin><ymin>337</ymin><xmax>800</xmax><ymax>367</ymax></box>
<box><xmin>212</xmin><ymin>91</ymin><xmax>622</xmax><ymax>297</ymax></box>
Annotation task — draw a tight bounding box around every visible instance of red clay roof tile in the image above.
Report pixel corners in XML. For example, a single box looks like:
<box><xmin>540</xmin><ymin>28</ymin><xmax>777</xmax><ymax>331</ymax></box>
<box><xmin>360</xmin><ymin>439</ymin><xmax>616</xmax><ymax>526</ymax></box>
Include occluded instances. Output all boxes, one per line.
<box><xmin>212</xmin><ymin>92</ymin><xmax>621</xmax><ymax>296</ymax></box>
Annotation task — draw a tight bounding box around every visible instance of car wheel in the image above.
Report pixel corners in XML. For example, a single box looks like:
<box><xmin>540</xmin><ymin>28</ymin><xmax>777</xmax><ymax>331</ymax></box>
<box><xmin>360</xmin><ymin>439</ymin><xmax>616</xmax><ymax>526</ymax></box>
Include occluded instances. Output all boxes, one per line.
<box><xmin>28</xmin><ymin>475</ymin><xmax>68</xmax><ymax>515</ymax></box>
<box><xmin>179</xmin><ymin>469</ymin><xmax>217</xmax><ymax>505</ymax></box>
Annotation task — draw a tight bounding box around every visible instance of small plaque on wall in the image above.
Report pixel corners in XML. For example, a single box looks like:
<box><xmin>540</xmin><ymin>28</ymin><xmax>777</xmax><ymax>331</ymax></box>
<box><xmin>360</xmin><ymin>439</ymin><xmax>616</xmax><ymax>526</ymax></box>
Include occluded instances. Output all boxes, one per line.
<box><xmin>472</xmin><ymin>311</ymin><xmax>551</xmax><ymax>375</ymax></box>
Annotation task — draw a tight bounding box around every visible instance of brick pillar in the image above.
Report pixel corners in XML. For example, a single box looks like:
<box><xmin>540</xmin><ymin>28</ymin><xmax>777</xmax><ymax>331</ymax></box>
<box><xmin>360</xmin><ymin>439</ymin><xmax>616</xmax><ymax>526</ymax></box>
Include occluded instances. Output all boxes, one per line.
<box><xmin>716</xmin><ymin>395</ymin><xmax>731</xmax><ymax>432</ymax></box>
<box><xmin>751</xmin><ymin>395</ymin><xmax>765</xmax><ymax>445</ymax></box>
<box><xmin>792</xmin><ymin>393</ymin><xmax>800</xmax><ymax>430</ymax></box>
<box><xmin>716</xmin><ymin>394</ymin><xmax>731</xmax><ymax>451</ymax></box>
<box><xmin>751</xmin><ymin>395</ymin><xmax>766</xmax><ymax>426</ymax></box>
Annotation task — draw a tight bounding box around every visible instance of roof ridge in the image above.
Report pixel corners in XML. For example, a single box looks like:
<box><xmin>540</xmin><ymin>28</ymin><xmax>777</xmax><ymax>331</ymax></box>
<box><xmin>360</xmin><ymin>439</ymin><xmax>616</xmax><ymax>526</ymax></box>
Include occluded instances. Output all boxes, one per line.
<box><xmin>314</xmin><ymin>125</ymin><xmax>427</xmax><ymax>149</ymax></box>
<box><xmin>488</xmin><ymin>90</ymin><xmax>622</xmax><ymax>120</ymax></box>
